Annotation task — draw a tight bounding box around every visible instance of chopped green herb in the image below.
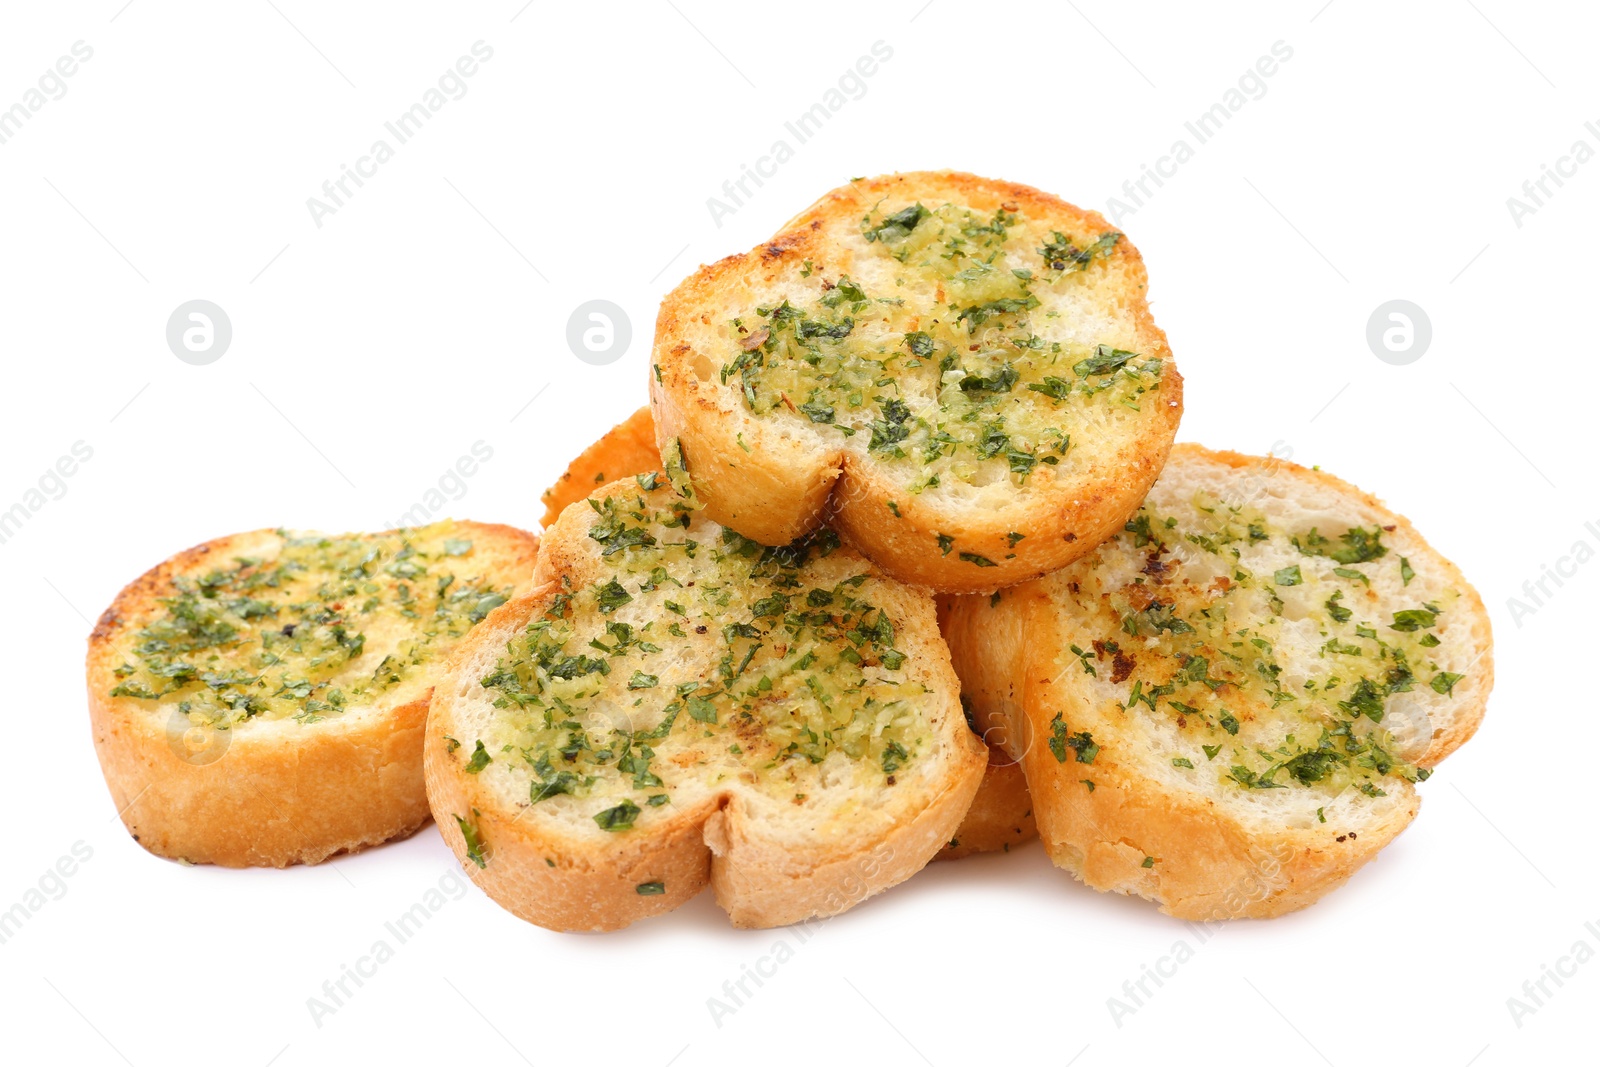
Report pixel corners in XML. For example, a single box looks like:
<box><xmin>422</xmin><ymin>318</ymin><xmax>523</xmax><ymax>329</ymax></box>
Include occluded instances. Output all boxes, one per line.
<box><xmin>799</xmin><ymin>399</ymin><xmax>835</xmax><ymax>424</ymax></box>
<box><xmin>1049</xmin><ymin>715</ymin><xmax>1099</xmax><ymax>764</ymax></box>
<box><xmin>455</xmin><ymin>813</ymin><xmax>487</xmax><ymax>868</ymax></box>
<box><xmin>1073</xmin><ymin>344</ymin><xmax>1137</xmax><ymax>377</ymax></box>
<box><xmin>594</xmin><ymin>800</ymin><xmax>642</xmax><ymax>832</ymax></box>
<box><xmin>595</xmin><ymin>579</ymin><xmax>634</xmax><ymax>614</ymax></box>
<box><xmin>686</xmin><ymin>696</ymin><xmax>718</xmax><ymax>724</ymax></box>
<box><xmin>882</xmin><ymin>740</ymin><xmax>909</xmax><ymax>775</ymax></box>
<box><xmin>864</xmin><ymin>203</ymin><xmax>930</xmax><ymax>243</ymax></box>
<box><xmin>1026</xmin><ymin>376</ymin><xmax>1071</xmax><ymax>401</ymax></box>
<box><xmin>1390</xmin><ymin>607</ymin><xmax>1439</xmax><ymax>632</ymax></box>
<box><xmin>1296</xmin><ymin>526</ymin><xmax>1387</xmax><ymax>565</ymax></box>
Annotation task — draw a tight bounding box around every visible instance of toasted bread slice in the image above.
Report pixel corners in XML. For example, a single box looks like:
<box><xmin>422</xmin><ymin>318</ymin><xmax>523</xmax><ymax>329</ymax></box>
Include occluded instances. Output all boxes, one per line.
<box><xmin>539</xmin><ymin>406</ymin><xmax>660</xmax><ymax>529</ymax></box>
<box><xmin>540</xmin><ymin>405</ymin><xmax>1038</xmax><ymax>861</ymax></box>
<box><xmin>650</xmin><ymin>170</ymin><xmax>1182</xmax><ymax>593</ymax></box>
<box><xmin>942</xmin><ymin>445</ymin><xmax>1492</xmax><ymax>918</ymax></box>
<box><xmin>425</xmin><ymin>478</ymin><xmax>986</xmax><ymax>930</ymax></box>
<box><xmin>88</xmin><ymin>521</ymin><xmax>539</xmax><ymax>867</ymax></box>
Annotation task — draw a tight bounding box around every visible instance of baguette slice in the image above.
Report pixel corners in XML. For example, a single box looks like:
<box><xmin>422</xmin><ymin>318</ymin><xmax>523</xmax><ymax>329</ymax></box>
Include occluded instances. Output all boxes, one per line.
<box><xmin>425</xmin><ymin>478</ymin><xmax>986</xmax><ymax>931</ymax></box>
<box><xmin>540</xmin><ymin>405</ymin><xmax>1038</xmax><ymax>861</ymax></box>
<box><xmin>88</xmin><ymin>521</ymin><xmax>539</xmax><ymax>867</ymax></box>
<box><xmin>651</xmin><ymin>170</ymin><xmax>1182</xmax><ymax>593</ymax></box>
<box><xmin>942</xmin><ymin>445</ymin><xmax>1492</xmax><ymax>918</ymax></box>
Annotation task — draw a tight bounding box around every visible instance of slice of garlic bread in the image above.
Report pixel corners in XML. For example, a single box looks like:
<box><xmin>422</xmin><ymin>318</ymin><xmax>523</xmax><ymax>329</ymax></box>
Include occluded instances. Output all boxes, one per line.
<box><xmin>425</xmin><ymin>478</ymin><xmax>986</xmax><ymax>931</ymax></box>
<box><xmin>541</xmin><ymin>405</ymin><xmax>1038</xmax><ymax>862</ymax></box>
<box><xmin>650</xmin><ymin>170</ymin><xmax>1182</xmax><ymax>593</ymax></box>
<box><xmin>539</xmin><ymin>405</ymin><xmax>660</xmax><ymax>529</ymax></box>
<box><xmin>88</xmin><ymin>521</ymin><xmax>539</xmax><ymax>867</ymax></box>
<box><xmin>942</xmin><ymin>445</ymin><xmax>1492</xmax><ymax>918</ymax></box>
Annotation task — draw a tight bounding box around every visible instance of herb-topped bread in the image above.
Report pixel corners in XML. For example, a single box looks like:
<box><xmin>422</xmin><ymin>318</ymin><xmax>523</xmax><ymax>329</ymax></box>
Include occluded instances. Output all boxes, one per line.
<box><xmin>88</xmin><ymin>521</ymin><xmax>539</xmax><ymax>867</ymax></box>
<box><xmin>650</xmin><ymin>170</ymin><xmax>1182</xmax><ymax>593</ymax></box>
<box><xmin>941</xmin><ymin>446</ymin><xmax>1492</xmax><ymax>918</ymax></box>
<box><xmin>425</xmin><ymin>477</ymin><xmax>986</xmax><ymax>931</ymax></box>
<box><xmin>538</xmin><ymin>405</ymin><xmax>1039</xmax><ymax>863</ymax></box>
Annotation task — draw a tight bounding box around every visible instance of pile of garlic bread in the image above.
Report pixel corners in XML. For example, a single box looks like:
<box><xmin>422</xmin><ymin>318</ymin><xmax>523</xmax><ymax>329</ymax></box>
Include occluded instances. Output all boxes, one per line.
<box><xmin>88</xmin><ymin>171</ymin><xmax>1490</xmax><ymax>930</ymax></box>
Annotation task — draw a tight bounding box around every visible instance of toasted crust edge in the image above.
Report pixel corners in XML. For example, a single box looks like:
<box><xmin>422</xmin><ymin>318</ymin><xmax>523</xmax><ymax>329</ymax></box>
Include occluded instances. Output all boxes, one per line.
<box><xmin>539</xmin><ymin>406</ymin><xmax>661</xmax><ymax>529</ymax></box>
<box><xmin>87</xmin><ymin>522</ymin><xmax>540</xmax><ymax>868</ymax></box>
<box><xmin>705</xmin><ymin>759</ymin><xmax>982</xmax><ymax>927</ymax></box>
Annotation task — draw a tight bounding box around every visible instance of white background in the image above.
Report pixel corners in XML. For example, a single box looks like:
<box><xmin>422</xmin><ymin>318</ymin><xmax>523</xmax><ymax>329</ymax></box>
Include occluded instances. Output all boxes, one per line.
<box><xmin>0</xmin><ymin>2</ymin><xmax>1591</xmax><ymax>1064</ymax></box>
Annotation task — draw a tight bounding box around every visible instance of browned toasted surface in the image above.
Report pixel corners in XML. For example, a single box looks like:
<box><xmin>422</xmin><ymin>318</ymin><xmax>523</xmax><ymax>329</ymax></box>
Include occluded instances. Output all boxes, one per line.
<box><xmin>651</xmin><ymin>170</ymin><xmax>1181</xmax><ymax>593</ymax></box>
<box><xmin>88</xmin><ymin>521</ymin><xmax>539</xmax><ymax>867</ymax></box>
<box><xmin>943</xmin><ymin>445</ymin><xmax>1492</xmax><ymax>918</ymax></box>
